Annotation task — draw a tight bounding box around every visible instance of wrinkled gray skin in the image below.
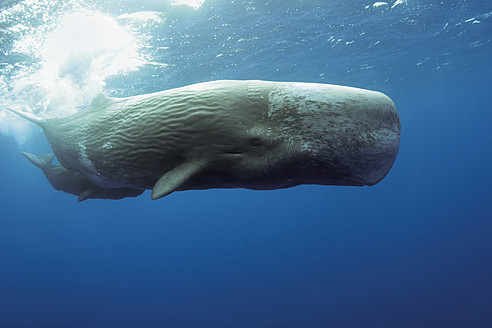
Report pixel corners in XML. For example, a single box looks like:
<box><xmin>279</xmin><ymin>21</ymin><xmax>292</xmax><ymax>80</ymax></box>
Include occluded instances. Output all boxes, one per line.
<box><xmin>8</xmin><ymin>80</ymin><xmax>400</xmax><ymax>201</ymax></box>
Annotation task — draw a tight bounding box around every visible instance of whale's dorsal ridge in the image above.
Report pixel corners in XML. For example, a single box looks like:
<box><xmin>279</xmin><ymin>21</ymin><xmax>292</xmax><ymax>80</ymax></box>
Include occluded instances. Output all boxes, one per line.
<box><xmin>151</xmin><ymin>161</ymin><xmax>206</xmax><ymax>200</ymax></box>
<box><xmin>91</xmin><ymin>93</ymin><xmax>112</xmax><ymax>108</ymax></box>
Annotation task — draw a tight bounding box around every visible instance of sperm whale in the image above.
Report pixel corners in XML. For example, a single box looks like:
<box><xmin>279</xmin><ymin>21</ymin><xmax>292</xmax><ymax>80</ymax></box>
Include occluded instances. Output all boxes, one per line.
<box><xmin>6</xmin><ymin>80</ymin><xmax>400</xmax><ymax>201</ymax></box>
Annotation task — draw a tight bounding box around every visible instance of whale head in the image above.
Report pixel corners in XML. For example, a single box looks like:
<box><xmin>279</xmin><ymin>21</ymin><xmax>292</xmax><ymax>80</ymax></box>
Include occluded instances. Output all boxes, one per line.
<box><xmin>219</xmin><ymin>82</ymin><xmax>401</xmax><ymax>189</ymax></box>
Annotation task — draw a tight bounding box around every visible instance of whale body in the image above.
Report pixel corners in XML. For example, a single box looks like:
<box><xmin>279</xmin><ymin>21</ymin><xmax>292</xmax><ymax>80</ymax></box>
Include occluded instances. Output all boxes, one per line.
<box><xmin>8</xmin><ymin>80</ymin><xmax>400</xmax><ymax>201</ymax></box>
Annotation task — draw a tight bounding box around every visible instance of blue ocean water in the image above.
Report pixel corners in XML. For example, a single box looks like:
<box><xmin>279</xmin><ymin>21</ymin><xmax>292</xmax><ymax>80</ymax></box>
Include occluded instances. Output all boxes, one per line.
<box><xmin>0</xmin><ymin>0</ymin><xmax>491</xmax><ymax>327</ymax></box>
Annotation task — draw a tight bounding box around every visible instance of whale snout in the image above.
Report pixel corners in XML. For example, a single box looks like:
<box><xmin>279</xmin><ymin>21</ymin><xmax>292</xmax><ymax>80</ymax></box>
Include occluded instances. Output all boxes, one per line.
<box><xmin>315</xmin><ymin>88</ymin><xmax>401</xmax><ymax>186</ymax></box>
<box><xmin>266</xmin><ymin>83</ymin><xmax>401</xmax><ymax>187</ymax></box>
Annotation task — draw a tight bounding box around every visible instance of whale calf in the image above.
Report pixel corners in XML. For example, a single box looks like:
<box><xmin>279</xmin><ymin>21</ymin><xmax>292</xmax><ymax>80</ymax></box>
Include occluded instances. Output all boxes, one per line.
<box><xmin>7</xmin><ymin>80</ymin><xmax>400</xmax><ymax>201</ymax></box>
<box><xmin>21</xmin><ymin>151</ymin><xmax>144</xmax><ymax>201</ymax></box>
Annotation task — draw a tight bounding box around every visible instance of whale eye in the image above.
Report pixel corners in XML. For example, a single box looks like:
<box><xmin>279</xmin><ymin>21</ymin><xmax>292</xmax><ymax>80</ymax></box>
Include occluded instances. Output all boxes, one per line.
<box><xmin>250</xmin><ymin>138</ymin><xmax>262</xmax><ymax>146</ymax></box>
<box><xmin>226</xmin><ymin>147</ymin><xmax>244</xmax><ymax>155</ymax></box>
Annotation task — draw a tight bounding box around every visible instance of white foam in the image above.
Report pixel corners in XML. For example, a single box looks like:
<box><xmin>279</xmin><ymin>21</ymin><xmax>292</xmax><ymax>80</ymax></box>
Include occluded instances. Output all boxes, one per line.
<box><xmin>117</xmin><ymin>11</ymin><xmax>165</xmax><ymax>23</ymax></box>
<box><xmin>373</xmin><ymin>2</ymin><xmax>388</xmax><ymax>8</ymax></box>
<box><xmin>391</xmin><ymin>0</ymin><xmax>407</xmax><ymax>9</ymax></box>
<box><xmin>171</xmin><ymin>0</ymin><xmax>205</xmax><ymax>10</ymax></box>
<box><xmin>0</xmin><ymin>8</ymin><xmax>149</xmax><ymax>143</ymax></box>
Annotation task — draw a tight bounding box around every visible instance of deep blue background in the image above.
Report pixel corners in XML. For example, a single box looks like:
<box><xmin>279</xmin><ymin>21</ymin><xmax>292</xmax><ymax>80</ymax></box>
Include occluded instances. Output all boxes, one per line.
<box><xmin>1</xmin><ymin>1</ymin><xmax>492</xmax><ymax>327</ymax></box>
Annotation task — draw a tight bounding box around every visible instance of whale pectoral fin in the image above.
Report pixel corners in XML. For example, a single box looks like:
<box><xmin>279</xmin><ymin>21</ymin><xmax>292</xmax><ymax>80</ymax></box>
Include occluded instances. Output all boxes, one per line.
<box><xmin>151</xmin><ymin>161</ymin><xmax>205</xmax><ymax>200</ymax></box>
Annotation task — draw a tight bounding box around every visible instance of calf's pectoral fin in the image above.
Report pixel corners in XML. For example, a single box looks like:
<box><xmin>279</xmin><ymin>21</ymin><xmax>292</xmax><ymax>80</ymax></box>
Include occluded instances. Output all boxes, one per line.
<box><xmin>151</xmin><ymin>161</ymin><xmax>206</xmax><ymax>200</ymax></box>
<box><xmin>78</xmin><ymin>189</ymin><xmax>95</xmax><ymax>202</ymax></box>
